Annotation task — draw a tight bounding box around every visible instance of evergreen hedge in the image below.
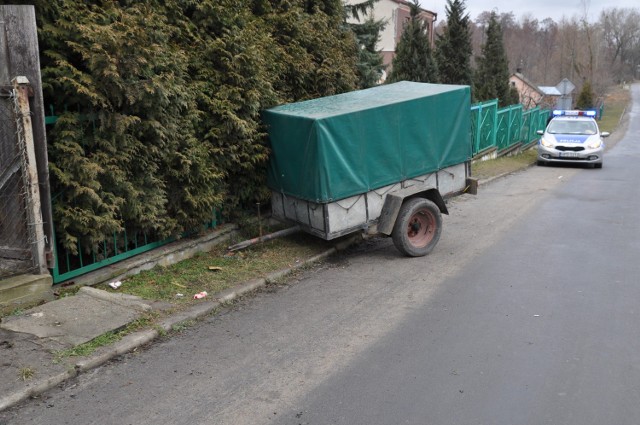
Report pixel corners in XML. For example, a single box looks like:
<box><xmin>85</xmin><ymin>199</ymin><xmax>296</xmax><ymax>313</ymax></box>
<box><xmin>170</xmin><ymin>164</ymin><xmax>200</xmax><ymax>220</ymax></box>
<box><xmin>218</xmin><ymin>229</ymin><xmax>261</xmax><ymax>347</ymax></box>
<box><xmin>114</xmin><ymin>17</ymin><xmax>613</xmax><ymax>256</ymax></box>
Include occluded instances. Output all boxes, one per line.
<box><xmin>19</xmin><ymin>0</ymin><xmax>358</xmax><ymax>254</ymax></box>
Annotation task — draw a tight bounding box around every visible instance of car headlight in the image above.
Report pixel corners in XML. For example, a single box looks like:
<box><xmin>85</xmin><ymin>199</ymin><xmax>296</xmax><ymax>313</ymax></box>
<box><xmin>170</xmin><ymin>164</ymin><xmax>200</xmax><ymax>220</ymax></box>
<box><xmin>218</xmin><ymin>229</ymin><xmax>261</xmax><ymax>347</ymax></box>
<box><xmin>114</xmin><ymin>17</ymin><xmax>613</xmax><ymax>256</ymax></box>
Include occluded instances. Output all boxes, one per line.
<box><xmin>587</xmin><ymin>139</ymin><xmax>602</xmax><ymax>149</ymax></box>
<box><xmin>540</xmin><ymin>138</ymin><xmax>554</xmax><ymax>148</ymax></box>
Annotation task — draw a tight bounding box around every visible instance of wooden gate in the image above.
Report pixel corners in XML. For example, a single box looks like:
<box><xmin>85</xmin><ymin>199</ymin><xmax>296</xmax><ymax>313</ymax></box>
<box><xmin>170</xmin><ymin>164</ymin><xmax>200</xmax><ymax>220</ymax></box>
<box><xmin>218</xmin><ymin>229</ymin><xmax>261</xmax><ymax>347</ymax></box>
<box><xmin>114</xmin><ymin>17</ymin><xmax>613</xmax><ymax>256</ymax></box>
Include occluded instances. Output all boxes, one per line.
<box><xmin>0</xmin><ymin>5</ymin><xmax>54</xmax><ymax>279</ymax></box>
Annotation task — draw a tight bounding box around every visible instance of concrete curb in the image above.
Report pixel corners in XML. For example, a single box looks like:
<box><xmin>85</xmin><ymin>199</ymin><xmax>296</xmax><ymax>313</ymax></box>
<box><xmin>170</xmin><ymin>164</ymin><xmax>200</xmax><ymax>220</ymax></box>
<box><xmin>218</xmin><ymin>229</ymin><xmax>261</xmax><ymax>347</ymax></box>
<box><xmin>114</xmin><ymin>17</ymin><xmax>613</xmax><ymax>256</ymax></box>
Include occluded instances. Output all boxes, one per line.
<box><xmin>0</xmin><ymin>369</ymin><xmax>77</xmax><ymax>412</ymax></box>
<box><xmin>159</xmin><ymin>302</ymin><xmax>221</xmax><ymax>332</ymax></box>
<box><xmin>0</xmin><ymin>244</ymin><xmax>345</xmax><ymax>413</ymax></box>
<box><xmin>75</xmin><ymin>330</ymin><xmax>159</xmax><ymax>373</ymax></box>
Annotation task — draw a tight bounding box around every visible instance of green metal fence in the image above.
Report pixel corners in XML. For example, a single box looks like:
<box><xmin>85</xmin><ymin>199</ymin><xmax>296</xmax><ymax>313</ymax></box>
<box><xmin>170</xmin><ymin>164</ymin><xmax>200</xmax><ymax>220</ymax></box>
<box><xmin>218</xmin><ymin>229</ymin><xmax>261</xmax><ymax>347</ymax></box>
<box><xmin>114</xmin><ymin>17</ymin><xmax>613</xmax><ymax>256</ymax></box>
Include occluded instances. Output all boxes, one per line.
<box><xmin>496</xmin><ymin>104</ymin><xmax>523</xmax><ymax>151</ymax></box>
<box><xmin>470</xmin><ymin>99</ymin><xmax>499</xmax><ymax>154</ymax></box>
<box><xmin>50</xmin><ymin>211</ymin><xmax>220</xmax><ymax>284</ymax></box>
<box><xmin>471</xmin><ymin>99</ymin><xmax>549</xmax><ymax>156</ymax></box>
<box><xmin>522</xmin><ymin>107</ymin><xmax>550</xmax><ymax>145</ymax></box>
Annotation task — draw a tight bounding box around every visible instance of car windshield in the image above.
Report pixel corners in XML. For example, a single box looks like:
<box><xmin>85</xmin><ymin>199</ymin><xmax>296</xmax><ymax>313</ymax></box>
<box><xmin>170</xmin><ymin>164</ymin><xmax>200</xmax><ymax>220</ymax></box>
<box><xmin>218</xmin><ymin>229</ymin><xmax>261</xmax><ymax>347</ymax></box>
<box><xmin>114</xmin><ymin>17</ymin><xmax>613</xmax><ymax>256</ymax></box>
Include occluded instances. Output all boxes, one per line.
<box><xmin>547</xmin><ymin>119</ymin><xmax>597</xmax><ymax>135</ymax></box>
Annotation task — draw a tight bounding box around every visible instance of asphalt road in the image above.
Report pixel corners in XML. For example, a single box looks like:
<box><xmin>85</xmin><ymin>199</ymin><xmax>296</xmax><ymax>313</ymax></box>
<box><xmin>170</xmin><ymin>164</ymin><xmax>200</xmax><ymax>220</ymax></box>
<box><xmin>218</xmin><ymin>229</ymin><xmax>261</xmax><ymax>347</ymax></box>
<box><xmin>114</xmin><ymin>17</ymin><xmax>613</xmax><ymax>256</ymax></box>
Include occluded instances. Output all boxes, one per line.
<box><xmin>2</xmin><ymin>85</ymin><xmax>639</xmax><ymax>425</ymax></box>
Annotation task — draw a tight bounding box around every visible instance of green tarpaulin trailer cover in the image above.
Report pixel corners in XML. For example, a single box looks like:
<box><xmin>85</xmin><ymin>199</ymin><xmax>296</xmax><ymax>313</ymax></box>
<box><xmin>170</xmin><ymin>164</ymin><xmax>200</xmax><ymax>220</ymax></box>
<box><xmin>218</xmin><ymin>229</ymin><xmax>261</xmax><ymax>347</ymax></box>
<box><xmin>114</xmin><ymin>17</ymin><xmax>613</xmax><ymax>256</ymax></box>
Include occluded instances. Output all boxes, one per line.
<box><xmin>264</xmin><ymin>81</ymin><xmax>471</xmax><ymax>203</ymax></box>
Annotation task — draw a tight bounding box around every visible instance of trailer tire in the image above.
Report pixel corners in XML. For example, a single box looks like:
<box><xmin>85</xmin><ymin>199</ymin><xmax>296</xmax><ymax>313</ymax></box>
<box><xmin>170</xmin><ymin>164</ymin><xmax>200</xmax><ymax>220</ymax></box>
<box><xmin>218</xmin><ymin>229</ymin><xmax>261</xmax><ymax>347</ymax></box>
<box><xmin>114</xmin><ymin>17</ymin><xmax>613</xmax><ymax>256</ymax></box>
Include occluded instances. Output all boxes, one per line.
<box><xmin>392</xmin><ymin>198</ymin><xmax>442</xmax><ymax>257</ymax></box>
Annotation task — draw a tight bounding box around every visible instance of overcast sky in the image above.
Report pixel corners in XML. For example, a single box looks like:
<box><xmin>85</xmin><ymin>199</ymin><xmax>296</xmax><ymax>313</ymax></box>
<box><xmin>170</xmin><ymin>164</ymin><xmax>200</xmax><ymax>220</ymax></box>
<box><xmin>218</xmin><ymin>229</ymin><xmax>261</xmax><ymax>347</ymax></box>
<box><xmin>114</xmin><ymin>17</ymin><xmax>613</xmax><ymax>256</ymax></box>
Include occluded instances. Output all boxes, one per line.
<box><xmin>422</xmin><ymin>0</ymin><xmax>639</xmax><ymax>24</ymax></box>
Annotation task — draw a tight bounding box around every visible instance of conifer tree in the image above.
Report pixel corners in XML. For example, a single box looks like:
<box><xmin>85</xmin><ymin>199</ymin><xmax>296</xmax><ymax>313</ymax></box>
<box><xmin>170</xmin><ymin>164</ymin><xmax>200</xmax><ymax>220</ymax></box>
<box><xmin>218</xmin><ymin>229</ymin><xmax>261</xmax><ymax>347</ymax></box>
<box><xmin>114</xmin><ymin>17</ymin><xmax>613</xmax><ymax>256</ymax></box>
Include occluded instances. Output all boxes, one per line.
<box><xmin>189</xmin><ymin>0</ymin><xmax>279</xmax><ymax>212</ymax></box>
<box><xmin>41</xmin><ymin>1</ymin><xmax>221</xmax><ymax>253</ymax></box>
<box><xmin>508</xmin><ymin>85</ymin><xmax>521</xmax><ymax>106</ymax></box>
<box><xmin>387</xmin><ymin>0</ymin><xmax>438</xmax><ymax>83</ymax></box>
<box><xmin>263</xmin><ymin>0</ymin><xmax>359</xmax><ymax>101</ymax></box>
<box><xmin>435</xmin><ymin>0</ymin><xmax>472</xmax><ymax>86</ymax></box>
<box><xmin>345</xmin><ymin>0</ymin><xmax>387</xmax><ymax>88</ymax></box>
<box><xmin>474</xmin><ymin>12</ymin><xmax>513</xmax><ymax>106</ymax></box>
<box><xmin>576</xmin><ymin>81</ymin><xmax>595</xmax><ymax>109</ymax></box>
<box><xmin>189</xmin><ymin>0</ymin><xmax>358</xmax><ymax>213</ymax></box>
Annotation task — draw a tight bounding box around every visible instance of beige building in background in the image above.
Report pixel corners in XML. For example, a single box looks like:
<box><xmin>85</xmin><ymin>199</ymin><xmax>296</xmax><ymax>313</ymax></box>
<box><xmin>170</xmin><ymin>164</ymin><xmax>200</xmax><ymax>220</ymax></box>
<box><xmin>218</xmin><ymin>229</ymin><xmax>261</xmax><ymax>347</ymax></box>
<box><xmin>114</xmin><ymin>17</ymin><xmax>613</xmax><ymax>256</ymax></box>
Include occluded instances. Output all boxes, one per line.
<box><xmin>509</xmin><ymin>72</ymin><xmax>545</xmax><ymax>109</ymax></box>
<box><xmin>509</xmin><ymin>72</ymin><xmax>571</xmax><ymax>110</ymax></box>
<box><xmin>346</xmin><ymin>0</ymin><xmax>437</xmax><ymax>79</ymax></box>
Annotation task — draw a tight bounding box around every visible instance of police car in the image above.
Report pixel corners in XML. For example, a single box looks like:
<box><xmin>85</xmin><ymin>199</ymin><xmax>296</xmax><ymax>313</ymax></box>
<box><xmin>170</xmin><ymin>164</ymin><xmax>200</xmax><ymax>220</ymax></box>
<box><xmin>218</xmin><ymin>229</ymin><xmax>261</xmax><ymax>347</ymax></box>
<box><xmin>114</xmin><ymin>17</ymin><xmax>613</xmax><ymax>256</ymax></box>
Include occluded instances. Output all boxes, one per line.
<box><xmin>537</xmin><ymin>110</ymin><xmax>610</xmax><ymax>168</ymax></box>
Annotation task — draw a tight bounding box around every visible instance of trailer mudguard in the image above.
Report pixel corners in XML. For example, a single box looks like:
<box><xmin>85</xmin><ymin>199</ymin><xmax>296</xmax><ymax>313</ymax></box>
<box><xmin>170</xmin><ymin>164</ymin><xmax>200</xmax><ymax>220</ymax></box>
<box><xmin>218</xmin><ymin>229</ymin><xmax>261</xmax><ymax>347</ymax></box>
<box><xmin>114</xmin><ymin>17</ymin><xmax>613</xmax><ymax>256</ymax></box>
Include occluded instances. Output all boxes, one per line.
<box><xmin>377</xmin><ymin>187</ymin><xmax>448</xmax><ymax>236</ymax></box>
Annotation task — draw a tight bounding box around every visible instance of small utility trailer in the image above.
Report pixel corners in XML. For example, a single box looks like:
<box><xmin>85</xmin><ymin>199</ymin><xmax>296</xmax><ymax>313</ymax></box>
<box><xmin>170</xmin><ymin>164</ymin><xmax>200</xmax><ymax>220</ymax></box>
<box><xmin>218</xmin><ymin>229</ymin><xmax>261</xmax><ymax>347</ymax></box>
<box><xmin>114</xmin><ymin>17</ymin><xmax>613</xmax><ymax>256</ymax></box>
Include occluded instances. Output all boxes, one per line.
<box><xmin>263</xmin><ymin>81</ymin><xmax>474</xmax><ymax>256</ymax></box>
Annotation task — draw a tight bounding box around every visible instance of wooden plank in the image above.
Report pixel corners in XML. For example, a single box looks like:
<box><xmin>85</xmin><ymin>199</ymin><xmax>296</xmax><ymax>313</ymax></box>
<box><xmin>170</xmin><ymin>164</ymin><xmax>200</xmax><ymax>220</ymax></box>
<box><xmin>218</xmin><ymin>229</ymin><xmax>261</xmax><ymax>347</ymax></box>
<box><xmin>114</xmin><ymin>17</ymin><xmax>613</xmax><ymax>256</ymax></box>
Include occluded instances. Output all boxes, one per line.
<box><xmin>15</xmin><ymin>77</ymin><xmax>47</xmax><ymax>273</ymax></box>
<box><xmin>0</xmin><ymin>5</ymin><xmax>54</xmax><ymax>269</ymax></box>
<box><xmin>0</xmin><ymin>20</ymin><xmax>9</xmax><ymax>84</ymax></box>
<box><xmin>0</xmin><ymin>246</ymin><xmax>31</xmax><ymax>260</ymax></box>
<box><xmin>0</xmin><ymin>17</ymin><xmax>17</xmax><ymax>172</ymax></box>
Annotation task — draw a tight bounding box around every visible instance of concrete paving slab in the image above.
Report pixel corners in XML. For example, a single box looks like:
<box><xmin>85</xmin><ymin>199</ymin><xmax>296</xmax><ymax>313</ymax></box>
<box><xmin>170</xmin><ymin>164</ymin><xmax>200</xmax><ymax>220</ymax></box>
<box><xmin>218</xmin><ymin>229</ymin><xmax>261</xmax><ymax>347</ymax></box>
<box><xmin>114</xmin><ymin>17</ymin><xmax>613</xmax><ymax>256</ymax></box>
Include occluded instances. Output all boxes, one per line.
<box><xmin>0</xmin><ymin>287</ymin><xmax>150</xmax><ymax>348</ymax></box>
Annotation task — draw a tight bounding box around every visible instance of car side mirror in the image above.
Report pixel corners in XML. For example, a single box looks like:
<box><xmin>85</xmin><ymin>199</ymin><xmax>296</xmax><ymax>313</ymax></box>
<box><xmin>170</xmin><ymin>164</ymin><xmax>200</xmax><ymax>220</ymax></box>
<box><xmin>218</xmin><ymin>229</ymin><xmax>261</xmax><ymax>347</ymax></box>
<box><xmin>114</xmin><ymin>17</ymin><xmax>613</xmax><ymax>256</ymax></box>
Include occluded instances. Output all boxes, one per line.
<box><xmin>536</xmin><ymin>130</ymin><xmax>544</xmax><ymax>135</ymax></box>
<box><xmin>601</xmin><ymin>132</ymin><xmax>610</xmax><ymax>138</ymax></box>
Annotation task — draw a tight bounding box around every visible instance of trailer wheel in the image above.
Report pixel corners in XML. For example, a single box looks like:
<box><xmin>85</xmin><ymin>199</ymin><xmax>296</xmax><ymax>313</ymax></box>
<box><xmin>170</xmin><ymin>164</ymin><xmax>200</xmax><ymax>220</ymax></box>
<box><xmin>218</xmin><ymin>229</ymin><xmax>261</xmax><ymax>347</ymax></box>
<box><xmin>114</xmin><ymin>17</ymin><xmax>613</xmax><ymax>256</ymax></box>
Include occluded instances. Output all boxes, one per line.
<box><xmin>392</xmin><ymin>198</ymin><xmax>442</xmax><ymax>257</ymax></box>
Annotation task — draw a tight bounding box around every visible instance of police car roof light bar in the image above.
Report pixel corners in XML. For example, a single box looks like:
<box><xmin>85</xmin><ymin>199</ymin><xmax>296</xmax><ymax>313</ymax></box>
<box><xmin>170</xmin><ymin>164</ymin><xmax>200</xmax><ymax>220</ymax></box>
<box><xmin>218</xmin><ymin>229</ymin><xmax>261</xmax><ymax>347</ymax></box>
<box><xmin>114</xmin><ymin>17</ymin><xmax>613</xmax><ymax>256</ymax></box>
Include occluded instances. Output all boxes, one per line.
<box><xmin>552</xmin><ymin>109</ymin><xmax>597</xmax><ymax>117</ymax></box>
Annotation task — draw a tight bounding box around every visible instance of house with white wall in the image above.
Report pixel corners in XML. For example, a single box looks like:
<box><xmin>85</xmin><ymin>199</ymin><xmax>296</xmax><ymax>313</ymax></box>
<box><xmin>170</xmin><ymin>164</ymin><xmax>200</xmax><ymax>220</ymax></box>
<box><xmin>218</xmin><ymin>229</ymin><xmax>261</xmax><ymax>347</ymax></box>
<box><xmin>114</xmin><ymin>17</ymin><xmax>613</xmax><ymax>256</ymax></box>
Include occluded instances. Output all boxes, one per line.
<box><xmin>346</xmin><ymin>0</ymin><xmax>437</xmax><ymax>75</ymax></box>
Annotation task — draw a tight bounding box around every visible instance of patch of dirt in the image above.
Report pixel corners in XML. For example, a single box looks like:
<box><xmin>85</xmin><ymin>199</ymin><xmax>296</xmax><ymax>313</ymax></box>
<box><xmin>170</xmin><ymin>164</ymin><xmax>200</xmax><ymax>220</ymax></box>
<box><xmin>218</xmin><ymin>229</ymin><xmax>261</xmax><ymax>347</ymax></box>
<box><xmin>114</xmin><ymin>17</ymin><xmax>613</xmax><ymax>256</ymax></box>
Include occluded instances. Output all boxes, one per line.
<box><xmin>604</xmin><ymin>86</ymin><xmax>630</xmax><ymax>103</ymax></box>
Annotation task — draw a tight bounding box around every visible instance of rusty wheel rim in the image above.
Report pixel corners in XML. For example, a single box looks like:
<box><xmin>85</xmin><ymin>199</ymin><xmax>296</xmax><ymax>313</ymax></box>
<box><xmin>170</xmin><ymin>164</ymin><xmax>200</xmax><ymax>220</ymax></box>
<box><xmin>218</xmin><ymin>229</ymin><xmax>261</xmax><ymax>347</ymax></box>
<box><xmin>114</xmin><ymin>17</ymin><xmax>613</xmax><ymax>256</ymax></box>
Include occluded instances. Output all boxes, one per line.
<box><xmin>406</xmin><ymin>209</ymin><xmax>435</xmax><ymax>248</ymax></box>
